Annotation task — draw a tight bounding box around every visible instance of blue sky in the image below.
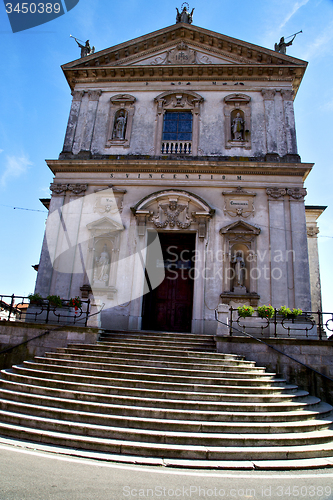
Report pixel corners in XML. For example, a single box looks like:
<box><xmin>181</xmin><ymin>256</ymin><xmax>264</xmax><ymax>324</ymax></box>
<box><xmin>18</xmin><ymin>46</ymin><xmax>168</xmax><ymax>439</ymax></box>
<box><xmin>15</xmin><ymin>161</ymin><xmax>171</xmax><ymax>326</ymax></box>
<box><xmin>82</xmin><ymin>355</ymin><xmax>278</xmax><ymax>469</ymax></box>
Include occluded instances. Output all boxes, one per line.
<box><xmin>0</xmin><ymin>0</ymin><xmax>332</xmax><ymax>313</ymax></box>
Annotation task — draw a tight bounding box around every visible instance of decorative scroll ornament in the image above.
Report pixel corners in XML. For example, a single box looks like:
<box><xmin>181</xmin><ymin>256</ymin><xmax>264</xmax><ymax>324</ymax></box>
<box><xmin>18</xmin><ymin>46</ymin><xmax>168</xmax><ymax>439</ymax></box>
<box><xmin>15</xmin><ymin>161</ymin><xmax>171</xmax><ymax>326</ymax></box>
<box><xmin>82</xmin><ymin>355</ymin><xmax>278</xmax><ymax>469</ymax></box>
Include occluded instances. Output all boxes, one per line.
<box><xmin>50</xmin><ymin>183</ymin><xmax>68</xmax><ymax>195</ymax></box>
<box><xmin>307</xmin><ymin>226</ymin><xmax>320</xmax><ymax>237</ymax></box>
<box><xmin>287</xmin><ymin>187</ymin><xmax>307</xmax><ymax>200</ymax></box>
<box><xmin>68</xmin><ymin>184</ymin><xmax>88</xmax><ymax>195</ymax></box>
<box><xmin>266</xmin><ymin>187</ymin><xmax>287</xmax><ymax>199</ymax></box>
<box><xmin>150</xmin><ymin>200</ymin><xmax>192</xmax><ymax>229</ymax></box>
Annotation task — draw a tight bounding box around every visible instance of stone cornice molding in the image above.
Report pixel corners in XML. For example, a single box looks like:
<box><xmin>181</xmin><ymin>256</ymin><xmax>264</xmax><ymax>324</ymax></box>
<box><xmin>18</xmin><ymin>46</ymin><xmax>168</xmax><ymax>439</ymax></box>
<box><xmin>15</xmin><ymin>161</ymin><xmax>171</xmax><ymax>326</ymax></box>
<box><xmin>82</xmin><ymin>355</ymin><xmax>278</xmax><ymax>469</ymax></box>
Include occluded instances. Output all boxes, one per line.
<box><xmin>62</xmin><ymin>25</ymin><xmax>307</xmax><ymax>93</ymax></box>
<box><xmin>47</xmin><ymin>159</ymin><xmax>313</xmax><ymax>178</ymax></box>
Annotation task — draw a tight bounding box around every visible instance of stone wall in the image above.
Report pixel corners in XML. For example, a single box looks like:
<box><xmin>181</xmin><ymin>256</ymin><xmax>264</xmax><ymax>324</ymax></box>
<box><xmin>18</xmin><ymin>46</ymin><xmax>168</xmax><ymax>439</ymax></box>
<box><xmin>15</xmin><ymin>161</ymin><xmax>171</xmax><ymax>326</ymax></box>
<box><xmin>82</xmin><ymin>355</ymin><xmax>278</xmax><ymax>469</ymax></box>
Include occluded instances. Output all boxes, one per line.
<box><xmin>0</xmin><ymin>322</ymin><xmax>100</xmax><ymax>370</ymax></box>
<box><xmin>216</xmin><ymin>334</ymin><xmax>333</xmax><ymax>406</ymax></box>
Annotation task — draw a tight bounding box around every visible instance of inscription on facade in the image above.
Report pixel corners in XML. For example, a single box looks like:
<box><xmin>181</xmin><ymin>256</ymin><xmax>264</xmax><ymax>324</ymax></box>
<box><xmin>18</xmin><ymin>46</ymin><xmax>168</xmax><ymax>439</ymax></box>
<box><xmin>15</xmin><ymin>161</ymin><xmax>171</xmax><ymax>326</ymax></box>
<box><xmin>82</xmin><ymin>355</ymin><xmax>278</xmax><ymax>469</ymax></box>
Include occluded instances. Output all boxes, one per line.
<box><xmin>109</xmin><ymin>173</ymin><xmax>245</xmax><ymax>180</ymax></box>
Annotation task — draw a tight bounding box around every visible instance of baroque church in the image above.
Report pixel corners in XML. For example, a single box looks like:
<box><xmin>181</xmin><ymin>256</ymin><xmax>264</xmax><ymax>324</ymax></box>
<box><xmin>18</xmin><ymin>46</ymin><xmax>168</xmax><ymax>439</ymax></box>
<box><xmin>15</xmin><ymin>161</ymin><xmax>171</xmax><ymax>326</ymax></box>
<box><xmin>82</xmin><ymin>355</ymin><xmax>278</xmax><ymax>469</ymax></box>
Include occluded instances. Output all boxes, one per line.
<box><xmin>34</xmin><ymin>8</ymin><xmax>324</xmax><ymax>334</ymax></box>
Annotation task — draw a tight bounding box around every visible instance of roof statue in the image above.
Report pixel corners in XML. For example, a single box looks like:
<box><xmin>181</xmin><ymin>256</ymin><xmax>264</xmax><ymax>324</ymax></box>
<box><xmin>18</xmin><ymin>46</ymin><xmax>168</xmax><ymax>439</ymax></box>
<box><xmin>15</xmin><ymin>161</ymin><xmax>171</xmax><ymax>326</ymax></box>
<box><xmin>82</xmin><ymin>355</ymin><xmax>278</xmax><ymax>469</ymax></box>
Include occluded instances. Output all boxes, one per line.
<box><xmin>70</xmin><ymin>35</ymin><xmax>95</xmax><ymax>58</ymax></box>
<box><xmin>176</xmin><ymin>3</ymin><xmax>194</xmax><ymax>24</ymax></box>
<box><xmin>274</xmin><ymin>30</ymin><xmax>302</xmax><ymax>54</ymax></box>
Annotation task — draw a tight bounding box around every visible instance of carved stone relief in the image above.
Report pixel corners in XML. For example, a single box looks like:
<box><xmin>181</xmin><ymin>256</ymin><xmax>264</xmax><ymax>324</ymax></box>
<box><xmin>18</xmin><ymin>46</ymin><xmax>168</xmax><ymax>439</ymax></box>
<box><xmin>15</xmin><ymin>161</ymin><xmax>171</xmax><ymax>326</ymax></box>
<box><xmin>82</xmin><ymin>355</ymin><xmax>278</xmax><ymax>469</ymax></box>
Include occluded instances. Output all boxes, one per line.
<box><xmin>131</xmin><ymin>190</ymin><xmax>214</xmax><ymax>239</ymax></box>
<box><xmin>94</xmin><ymin>187</ymin><xmax>126</xmax><ymax>214</ymax></box>
<box><xmin>222</xmin><ymin>187</ymin><xmax>256</xmax><ymax>218</ymax></box>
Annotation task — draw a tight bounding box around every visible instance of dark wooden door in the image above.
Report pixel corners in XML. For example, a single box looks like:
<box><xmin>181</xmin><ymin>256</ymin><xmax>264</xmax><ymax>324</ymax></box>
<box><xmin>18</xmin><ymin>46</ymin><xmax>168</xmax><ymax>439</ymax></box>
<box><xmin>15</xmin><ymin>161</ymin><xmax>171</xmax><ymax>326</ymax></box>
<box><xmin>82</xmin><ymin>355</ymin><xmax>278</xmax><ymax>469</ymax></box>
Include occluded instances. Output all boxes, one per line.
<box><xmin>142</xmin><ymin>233</ymin><xmax>195</xmax><ymax>332</ymax></box>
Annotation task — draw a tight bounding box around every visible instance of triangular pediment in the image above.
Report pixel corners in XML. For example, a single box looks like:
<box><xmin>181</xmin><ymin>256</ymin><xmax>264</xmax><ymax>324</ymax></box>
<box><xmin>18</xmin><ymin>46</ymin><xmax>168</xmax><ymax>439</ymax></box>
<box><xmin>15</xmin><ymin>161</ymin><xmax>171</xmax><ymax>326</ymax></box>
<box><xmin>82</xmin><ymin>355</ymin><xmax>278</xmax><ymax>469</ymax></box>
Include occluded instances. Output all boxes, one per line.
<box><xmin>220</xmin><ymin>220</ymin><xmax>261</xmax><ymax>235</ymax></box>
<box><xmin>62</xmin><ymin>23</ymin><xmax>307</xmax><ymax>93</ymax></box>
<box><xmin>86</xmin><ymin>216</ymin><xmax>124</xmax><ymax>233</ymax></box>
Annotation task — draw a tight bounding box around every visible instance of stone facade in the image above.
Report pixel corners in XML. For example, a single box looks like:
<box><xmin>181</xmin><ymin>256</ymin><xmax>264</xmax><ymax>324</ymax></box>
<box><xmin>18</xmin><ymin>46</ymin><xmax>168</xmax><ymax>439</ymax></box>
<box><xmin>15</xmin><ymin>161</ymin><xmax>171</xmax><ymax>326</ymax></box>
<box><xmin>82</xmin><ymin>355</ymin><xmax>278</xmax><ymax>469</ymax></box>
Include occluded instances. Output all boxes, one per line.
<box><xmin>33</xmin><ymin>22</ymin><xmax>323</xmax><ymax>334</ymax></box>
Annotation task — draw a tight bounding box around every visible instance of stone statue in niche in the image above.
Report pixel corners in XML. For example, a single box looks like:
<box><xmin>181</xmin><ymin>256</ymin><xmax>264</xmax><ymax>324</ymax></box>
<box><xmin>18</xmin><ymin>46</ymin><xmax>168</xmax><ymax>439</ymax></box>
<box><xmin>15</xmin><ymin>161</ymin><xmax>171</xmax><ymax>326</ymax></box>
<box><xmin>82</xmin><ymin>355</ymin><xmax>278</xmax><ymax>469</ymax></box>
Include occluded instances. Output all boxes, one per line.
<box><xmin>231</xmin><ymin>112</ymin><xmax>244</xmax><ymax>141</ymax></box>
<box><xmin>231</xmin><ymin>251</ymin><xmax>246</xmax><ymax>289</ymax></box>
<box><xmin>112</xmin><ymin>110</ymin><xmax>127</xmax><ymax>140</ymax></box>
<box><xmin>94</xmin><ymin>244</ymin><xmax>110</xmax><ymax>284</ymax></box>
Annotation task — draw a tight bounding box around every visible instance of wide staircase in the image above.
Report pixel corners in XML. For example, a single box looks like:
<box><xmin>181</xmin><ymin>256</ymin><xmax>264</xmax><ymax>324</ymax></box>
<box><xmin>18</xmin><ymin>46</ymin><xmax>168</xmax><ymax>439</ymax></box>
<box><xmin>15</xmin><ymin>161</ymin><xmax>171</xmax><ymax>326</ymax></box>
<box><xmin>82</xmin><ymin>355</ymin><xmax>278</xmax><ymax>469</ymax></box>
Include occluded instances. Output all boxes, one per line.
<box><xmin>0</xmin><ymin>331</ymin><xmax>333</xmax><ymax>468</ymax></box>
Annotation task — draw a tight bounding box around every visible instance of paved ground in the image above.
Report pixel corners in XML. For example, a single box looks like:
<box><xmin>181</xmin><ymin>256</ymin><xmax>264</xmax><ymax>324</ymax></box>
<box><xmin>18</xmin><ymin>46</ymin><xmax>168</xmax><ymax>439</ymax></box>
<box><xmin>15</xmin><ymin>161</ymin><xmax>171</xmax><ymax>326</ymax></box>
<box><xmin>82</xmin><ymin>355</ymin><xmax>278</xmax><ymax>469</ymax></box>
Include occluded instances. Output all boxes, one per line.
<box><xmin>0</xmin><ymin>440</ymin><xmax>333</xmax><ymax>500</ymax></box>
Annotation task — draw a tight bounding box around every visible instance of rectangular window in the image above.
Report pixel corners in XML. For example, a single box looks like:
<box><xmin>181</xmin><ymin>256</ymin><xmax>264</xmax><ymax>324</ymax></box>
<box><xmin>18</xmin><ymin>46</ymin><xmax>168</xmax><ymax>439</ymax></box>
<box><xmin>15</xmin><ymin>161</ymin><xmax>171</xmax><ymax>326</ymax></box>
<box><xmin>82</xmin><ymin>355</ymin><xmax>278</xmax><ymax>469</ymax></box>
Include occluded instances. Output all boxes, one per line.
<box><xmin>162</xmin><ymin>112</ymin><xmax>192</xmax><ymax>141</ymax></box>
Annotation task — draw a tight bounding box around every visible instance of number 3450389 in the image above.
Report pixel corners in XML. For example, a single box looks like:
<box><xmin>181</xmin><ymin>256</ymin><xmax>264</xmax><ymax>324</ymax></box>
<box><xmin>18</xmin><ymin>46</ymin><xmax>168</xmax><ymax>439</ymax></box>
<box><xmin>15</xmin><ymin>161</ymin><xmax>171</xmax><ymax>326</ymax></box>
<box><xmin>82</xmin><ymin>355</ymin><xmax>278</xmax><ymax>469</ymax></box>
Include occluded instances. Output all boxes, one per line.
<box><xmin>5</xmin><ymin>3</ymin><xmax>61</xmax><ymax>14</ymax></box>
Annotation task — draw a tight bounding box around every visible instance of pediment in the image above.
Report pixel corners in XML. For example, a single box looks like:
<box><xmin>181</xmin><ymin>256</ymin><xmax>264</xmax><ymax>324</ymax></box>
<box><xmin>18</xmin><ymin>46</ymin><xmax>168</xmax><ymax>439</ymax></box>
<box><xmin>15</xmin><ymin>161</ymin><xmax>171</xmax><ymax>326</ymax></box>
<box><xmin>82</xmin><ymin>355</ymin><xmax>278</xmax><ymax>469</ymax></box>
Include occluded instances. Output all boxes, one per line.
<box><xmin>62</xmin><ymin>23</ymin><xmax>307</xmax><ymax>93</ymax></box>
<box><xmin>220</xmin><ymin>220</ymin><xmax>261</xmax><ymax>235</ymax></box>
<box><xmin>114</xmin><ymin>44</ymin><xmax>241</xmax><ymax>66</ymax></box>
<box><xmin>86</xmin><ymin>216</ymin><xmax>124</xmax><ymax>233</ymax></box>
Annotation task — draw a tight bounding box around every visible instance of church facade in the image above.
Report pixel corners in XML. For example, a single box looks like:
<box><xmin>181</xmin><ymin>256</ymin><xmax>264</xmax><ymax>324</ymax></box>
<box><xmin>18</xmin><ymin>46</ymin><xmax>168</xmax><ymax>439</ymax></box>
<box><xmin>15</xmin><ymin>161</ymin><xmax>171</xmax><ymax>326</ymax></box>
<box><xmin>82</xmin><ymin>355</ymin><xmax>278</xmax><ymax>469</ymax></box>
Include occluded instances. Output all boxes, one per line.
<box><xmin>34</xmin><ymin>17</ymin><xmax>322</xmax><ymax>334</ymax></box>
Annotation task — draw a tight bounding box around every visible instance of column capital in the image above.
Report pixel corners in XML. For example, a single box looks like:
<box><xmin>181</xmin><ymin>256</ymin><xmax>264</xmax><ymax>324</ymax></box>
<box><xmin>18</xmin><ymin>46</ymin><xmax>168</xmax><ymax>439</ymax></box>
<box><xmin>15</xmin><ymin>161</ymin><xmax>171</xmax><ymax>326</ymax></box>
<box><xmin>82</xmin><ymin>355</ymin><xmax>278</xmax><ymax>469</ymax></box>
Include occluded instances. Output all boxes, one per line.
<box><xmin>50</xmin><ymin>183</ymin><xmax>68</xmax><ymax>195</ymax></box>
<box><xmin>266</xmin><ymin>187</ymin><xmax>286</xmax><ymax>200</ymax></box>
<box><xmin>280</xmin><ymin>89</ymin><xmax>294</xmax><ymax>101</ymax></box>
<box><xmin>88</xmin><ymin>90</ymin><xmax>102</xmax><ymax>101</ymax></box>
<box><xmin>287</xmin><ymin>187</ymin><xmax>307</xmax><ymax>200</ymax></box>
<box><xmin>261</xmin><ymin>89</ymin><xmax>276</xmax><ymax>100</ymax></box>
<box><xmin>307</xmin><ymin>225</ymin><xmax>320</xmax><ymax>237</ymax></box>
<box><xmin>71</xmin><ymin>90</ymin><xmax>85</xmax><ymax>101</ymax></box>
<box><xmin>68</xmin><ymin>184</ymin><xmax>88</xmax><ymax>195</ymax></box>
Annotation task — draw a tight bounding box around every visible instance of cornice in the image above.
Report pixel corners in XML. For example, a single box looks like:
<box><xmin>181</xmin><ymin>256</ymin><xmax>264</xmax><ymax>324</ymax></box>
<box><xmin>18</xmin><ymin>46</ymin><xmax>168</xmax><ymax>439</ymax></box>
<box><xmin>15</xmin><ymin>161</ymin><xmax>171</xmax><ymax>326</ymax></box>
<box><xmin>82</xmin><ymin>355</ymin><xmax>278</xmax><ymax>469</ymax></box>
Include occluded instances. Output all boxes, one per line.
<box><xmin>46</xmin><ymin>158</ymin><xmax>313</xmax><ymax>178</ymax></box>
<box><xmin>62</xmin><ymin>24</ymin><xmax>307</xmax><ymax>94</ymax></box>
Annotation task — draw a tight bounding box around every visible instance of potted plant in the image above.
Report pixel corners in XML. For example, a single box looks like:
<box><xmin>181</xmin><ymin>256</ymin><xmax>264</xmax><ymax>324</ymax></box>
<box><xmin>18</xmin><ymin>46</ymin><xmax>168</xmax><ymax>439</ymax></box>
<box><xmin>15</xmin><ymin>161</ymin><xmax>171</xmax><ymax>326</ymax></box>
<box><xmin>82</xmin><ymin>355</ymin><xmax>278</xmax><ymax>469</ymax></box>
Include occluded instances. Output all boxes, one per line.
<box><xmin>69</xmin><ymin>296</ymin><xmax>82</xmax><ymax>312</ymax></box>
<box><xmin>237</xmin><ymin>305</ymin><xmax>254</xmax><ymax>318</ymax></box>
<box><xmin>27</xmin><ymin>293</ymin><xmax>43</xmax><ymax>306</ymax></box>
<box><xmin>46</xmin><ymin>295</ymin><xmax>62</xmax><ymax>308</ymax></box>
<box><xmin>257</xmin><ymin>305</ymin><xmax>275</xmax><ymax>319</ymax></box>
<box><xmin>278</xmin><ymin>305</ymin><xmax>302</xmax><ymax>319</ymax></box>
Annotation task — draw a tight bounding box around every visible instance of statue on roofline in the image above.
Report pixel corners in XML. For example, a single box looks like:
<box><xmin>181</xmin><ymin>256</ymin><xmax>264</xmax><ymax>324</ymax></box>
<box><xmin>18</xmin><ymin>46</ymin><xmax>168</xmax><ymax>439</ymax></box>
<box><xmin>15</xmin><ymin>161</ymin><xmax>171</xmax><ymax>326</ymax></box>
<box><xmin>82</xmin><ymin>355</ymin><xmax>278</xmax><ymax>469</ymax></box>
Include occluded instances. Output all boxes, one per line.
<box><xmin>274</xmin><ymin>31</ymin><xmax>302</xmax><ymax>54</ymax></box>
<box><xmin>176</xmin><ymin>3</ymin><xmax>194</xmax><ymax>24</ymax></box>
<box><xmin>70</xmin><ymin>35</ymin><xmax>95</xmax><ymax>58</ymax></box>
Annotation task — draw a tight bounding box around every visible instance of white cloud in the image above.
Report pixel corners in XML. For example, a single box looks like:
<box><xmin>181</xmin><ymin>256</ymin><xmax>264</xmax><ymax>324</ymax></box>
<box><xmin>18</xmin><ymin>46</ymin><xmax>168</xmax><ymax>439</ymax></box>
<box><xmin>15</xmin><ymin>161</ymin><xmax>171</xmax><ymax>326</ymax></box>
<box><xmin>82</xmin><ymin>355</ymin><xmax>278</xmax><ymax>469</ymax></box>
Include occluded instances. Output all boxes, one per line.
<box><xmin>0</xmin><ymin>154</ymin><xmax>32</xmax><ymax>187</ymax></box>
<box><xmin>278</xmin><ymin>0</ymin><xmax>310</xmax><ymax>31</ymax></box>
<box><xmin>0</xmin><ymin>149</ymin><xmax>3</xmax><ymax>154</ymax></box>
<box><xmin>300</xmin><ymin>20</ymin><xmax>333</xmax><ymax>60</ymax></box>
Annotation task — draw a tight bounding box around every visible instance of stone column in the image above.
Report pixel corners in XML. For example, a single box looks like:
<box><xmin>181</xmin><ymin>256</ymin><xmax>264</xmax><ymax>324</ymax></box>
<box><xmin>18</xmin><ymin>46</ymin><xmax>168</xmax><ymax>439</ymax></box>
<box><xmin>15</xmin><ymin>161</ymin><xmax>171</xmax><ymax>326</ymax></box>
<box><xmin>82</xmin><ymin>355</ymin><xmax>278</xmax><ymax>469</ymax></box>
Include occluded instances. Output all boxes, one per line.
<box><xmin>261</xmin><ymin>89</ymin><xmax>277</xmax><ymax>155</ymax></box>
<box><xmin>281</xmin><ymin>90</ymin><xmax>297</xmax><ymax>155</ymax></box>
<box><xmin>34</xmin><ymin>184</ymin><xmax>68</xmax><ymax>297</ymax></box>
<box><xmin>305</xmin><ymin>207</ymin><xmax>326</xmax><ymax>312</ymax></box>
<box><xmin>61</xmin><ymin>91</ymin><xmax>85</xmax><ymax>154</ymax></box>
<box><xmin>288</xmin><ymin>188</ymin><xmax>311</xmax><ymax>310</ymax></box>
<box><xmin>80</xmin><ymin>90</ymin><xmax>102</xmax><ymax>153</ymax></box>
<box><xmin>266</xmin><ymin>188</ymin><xmax>288</xmax><ymax>308</ymax></box>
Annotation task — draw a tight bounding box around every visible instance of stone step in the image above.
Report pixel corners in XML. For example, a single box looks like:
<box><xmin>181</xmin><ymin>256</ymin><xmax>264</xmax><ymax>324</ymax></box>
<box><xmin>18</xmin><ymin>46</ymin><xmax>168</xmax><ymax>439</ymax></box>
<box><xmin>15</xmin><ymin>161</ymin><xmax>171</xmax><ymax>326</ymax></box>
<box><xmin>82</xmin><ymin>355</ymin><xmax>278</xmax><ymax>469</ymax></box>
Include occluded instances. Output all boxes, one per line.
<box><xmin>99</xmin><ymin>332</ymin><xmax>217</xmax><ymax>343</ymax></box>
<box><xmin>1</xmin><ymin>419</ymin><xmax>333</xmax><ymax>460</ymax></box>
<box><xmin>0</xmin><ymin>386</ymin><xmax>328</xmax><ymax>423</ymax></box>
<box><xmin>45</xmin><ymin>350</ymin><xmax>265</xmax><ymax>372</ymax></box>
<box><xmin>16</xmin><ymin>361</ymin><xmax>285</xmax><ymax>387</ymax></box>
<box><xmin>102</xmin><ymin>331</ymin><xmax>216</xmax><ymax>341</ymax></box>
<box><xmin>0</xmin><ymin>409</ymin><xmax>333</xmax><ymax>447</ymax></box>
<box><xmin>0</xmin><ymin>398</ymin><xmax>332</xmax><ymax>434</ymax></box>
<box><xmin>56</xmin><ymin>347</ymin><xmax>251</xmax><ymax>366</ymax></box>
<box><xmin>0</xmin><ymin>372</ymin><xmax>303</xmax><ymax>403</ymax></box>
<box><xmin>98</xmin><ymin>339</ymin><xmax>216</xmax><ymax>351</ymax></box>
<box><xmin>38</xmin><ymin>355</ymin><xmax>270</xmax><ymax>378</ymax></box>
<box><xmin>66</xmin><ymin>343</ymin><xmax>240</xmax><ymax>360</ymax></box>
<box><xmin>3</xmin><ymin>367</ymin><xmax>297</xmax><ymax>395</ymax></box>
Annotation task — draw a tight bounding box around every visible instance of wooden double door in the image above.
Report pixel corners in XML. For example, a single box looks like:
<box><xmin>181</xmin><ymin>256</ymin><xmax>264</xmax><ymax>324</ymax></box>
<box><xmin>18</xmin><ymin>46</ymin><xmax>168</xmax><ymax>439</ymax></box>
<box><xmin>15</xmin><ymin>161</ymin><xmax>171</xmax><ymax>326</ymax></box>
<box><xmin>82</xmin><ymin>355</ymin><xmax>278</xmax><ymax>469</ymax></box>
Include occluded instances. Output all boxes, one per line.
<box><xmin>142</xmin><ymin>232</ymin><xmax>196</xmax><ymax>332</ymax></box>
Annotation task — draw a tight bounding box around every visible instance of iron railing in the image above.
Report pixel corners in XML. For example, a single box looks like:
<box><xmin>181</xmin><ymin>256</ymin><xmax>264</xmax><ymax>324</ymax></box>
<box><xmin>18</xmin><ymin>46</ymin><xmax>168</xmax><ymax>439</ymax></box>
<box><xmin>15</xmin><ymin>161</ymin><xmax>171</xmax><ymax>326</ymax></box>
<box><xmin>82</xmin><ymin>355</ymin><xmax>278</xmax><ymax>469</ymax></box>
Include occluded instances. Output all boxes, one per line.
<box><xmin>226</xmin><ymin>307</ymin><xmax>333</xmax><ymax>340</ymax></box>
<box><xmin>0</xmin><ymin>294</ymin><xmax>91</xmax><ymax>327</ymax></box>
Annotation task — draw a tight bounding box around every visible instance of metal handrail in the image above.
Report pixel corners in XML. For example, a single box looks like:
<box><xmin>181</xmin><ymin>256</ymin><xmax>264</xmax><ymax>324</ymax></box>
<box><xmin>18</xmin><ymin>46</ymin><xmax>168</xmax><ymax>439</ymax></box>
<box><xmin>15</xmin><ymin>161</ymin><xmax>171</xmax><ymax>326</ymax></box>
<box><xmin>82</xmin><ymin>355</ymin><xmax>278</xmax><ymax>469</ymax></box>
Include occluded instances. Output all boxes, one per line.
<box><xmin>214</xmin><ymin>309</ymin><xmax>333</xmax><ymax>383</ymax></box>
